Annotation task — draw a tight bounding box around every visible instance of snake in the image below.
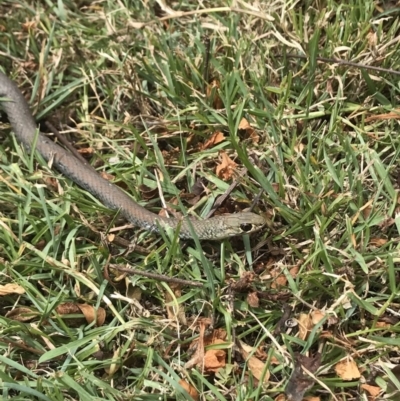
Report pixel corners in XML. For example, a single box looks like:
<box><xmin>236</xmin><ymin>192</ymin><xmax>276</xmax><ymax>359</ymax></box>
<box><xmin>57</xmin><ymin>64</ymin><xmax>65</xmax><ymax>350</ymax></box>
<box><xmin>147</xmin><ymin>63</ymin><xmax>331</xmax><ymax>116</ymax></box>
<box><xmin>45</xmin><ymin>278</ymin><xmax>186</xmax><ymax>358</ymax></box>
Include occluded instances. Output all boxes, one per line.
<box><xmin>0</xmin><ymin>71</ymin><xmax>266</xmax><ymax>240</ymax></box>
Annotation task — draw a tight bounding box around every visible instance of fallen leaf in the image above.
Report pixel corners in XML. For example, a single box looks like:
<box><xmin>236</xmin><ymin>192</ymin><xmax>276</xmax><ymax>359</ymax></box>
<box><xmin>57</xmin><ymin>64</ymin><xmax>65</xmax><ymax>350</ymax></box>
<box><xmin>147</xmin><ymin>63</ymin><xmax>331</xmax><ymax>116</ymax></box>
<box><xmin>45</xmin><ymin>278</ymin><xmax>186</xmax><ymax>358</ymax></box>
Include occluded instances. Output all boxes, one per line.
<box><xmin>298</xmin><ymin>313</ymin><xmax>313</xmax><ymax>340</ymax></box>
<box><xmin>0</xmin><ymin>283</ymin><xmax>25</xmax><ymax>296</ymax></box>
<box><xmin>56</xmin><ymin>302</ymin><xmax>106</xmax><ymax>327</ymax></box>
<box><xmin>203</xmin><ymin>131</ymin><xmax>225</xmax><ymax>149</ymax></box>
<box><xmin>230</xmin><ymin>271</ymin><xmax>256</xmax><ymax>292</ymax></box>
<box><xmin>289</xmin><ymin>265</ymin><xmax>300</xmax><ymax>278</ymax></box>
<box><xmin>335</xmin><ymin>358</ymin><xmax>360</xmax><ymax>380</ymax></box>
<box><xmin>270</xmin><ymin>268</ymin><xmax>287</xmax><ymax>288</ymax></box>
<box><xmin>215</xmin><ymin>151</ymin><xmax>238</xmax><ymax>180</ymax></box>
<box><xmin>239</xmin><ymin>341</ymin><xmax>270</xmax><ymax>383</ymax></box>
<box><xmin>361</xmin><ymin>383</ymin><xmax>381</xmax><ymax>397</ymax></box>
<box><xmin>247</xmin><ymin>291</ymin><xmax>260</xmax><ymax>308</ymax></box>
<box><xmin>6</xmin><ymin>307</ymin><xmax>37</xmax><ymax>322</ymax></box>
<box><xmin>100</xmin><ymin>171</ymin><xmax>115</xmax><ymax>181</ymax></box>
<box><xmin>374</xmin><ymin>321</ymin><xmax>391</xmax><ymax>328</ymax></box>
<box><xmin>238</xmin><ymin>117</ymin><xmax>259</xmax><ymax>143</ymax></box>
<box><xmin>77</xmin><ymin>304</ymin><xmax>106</xmax><ymax>327</ymax></box>
<box><xmin>179</xmin><ymin>379</ymin><xmax>199</xmax><ymax>400</ymax></box>
<box><xmin>185</xmin><ymin>322</ymin><xmax>206</xmax><ymax>370</ymax></box>
<box><xmin>311</xmin><ymin>310</ymin><xmax>325</xmax><ymax>325</ymax></box>
<box><xmin>369</xmin><ymin>238</ymin><xmax>388</xmax><ymax>247</ymax></box>
<box><xmin>204</xmin><ymin>339</ymin><xmax>226</xmax><ymax>372</ymax></box>
<box><xmin>77</xmin><ymin>147</ymin><xmax>94</xmax><ymax>155</ymax></box>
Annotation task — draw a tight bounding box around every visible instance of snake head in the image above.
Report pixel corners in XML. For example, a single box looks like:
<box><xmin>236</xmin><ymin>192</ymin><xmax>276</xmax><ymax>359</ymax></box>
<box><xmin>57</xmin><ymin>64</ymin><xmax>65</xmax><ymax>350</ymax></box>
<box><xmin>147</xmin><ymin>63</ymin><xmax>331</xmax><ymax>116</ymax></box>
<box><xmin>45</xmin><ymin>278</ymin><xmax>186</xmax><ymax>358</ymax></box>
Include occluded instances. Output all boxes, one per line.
<box><xmin>206</xmin><ymin>211</ymin><xmax>267</xmax><ymax>240</ymax></box>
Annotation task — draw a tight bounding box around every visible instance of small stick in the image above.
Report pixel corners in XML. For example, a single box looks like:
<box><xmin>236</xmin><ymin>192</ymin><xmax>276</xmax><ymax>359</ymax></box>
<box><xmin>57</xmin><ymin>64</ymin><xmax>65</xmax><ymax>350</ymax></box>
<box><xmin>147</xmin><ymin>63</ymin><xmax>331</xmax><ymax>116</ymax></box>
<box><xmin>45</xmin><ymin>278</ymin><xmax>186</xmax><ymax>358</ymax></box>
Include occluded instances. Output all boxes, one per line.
<box><xmin>110</xmin><ymin>264</ymin><xmax>204</xmax><ymax>287</ymax></box>
<box><xmin>278</xmin><ymin>53</ymin><xmax>400</xmax><ymax>76</ymax></box>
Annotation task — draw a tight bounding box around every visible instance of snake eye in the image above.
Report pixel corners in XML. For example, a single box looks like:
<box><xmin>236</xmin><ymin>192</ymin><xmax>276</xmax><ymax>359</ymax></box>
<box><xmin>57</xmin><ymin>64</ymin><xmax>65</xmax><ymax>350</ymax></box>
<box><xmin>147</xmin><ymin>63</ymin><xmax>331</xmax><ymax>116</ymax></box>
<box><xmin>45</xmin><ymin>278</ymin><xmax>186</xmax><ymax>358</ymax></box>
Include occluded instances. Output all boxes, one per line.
<box><xmin>240</xmin><ymin>223</ymin><xmax>254</xmax><ymax>233</ymax></box>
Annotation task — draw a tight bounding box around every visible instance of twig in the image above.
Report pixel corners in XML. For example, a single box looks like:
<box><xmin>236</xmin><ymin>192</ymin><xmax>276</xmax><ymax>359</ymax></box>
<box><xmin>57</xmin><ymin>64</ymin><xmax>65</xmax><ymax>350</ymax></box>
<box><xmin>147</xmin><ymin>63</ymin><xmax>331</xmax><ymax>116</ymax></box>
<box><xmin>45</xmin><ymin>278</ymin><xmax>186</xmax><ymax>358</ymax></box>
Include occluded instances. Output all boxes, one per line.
<box><xmin>110</xmin><ymin>264</ymin><xmax>204</xmax><ymax>287</ymax></box>
<box><xmin>279</xmin><ymin>53</ymin><xmax>400</xmax><ymax>76</ymax></box>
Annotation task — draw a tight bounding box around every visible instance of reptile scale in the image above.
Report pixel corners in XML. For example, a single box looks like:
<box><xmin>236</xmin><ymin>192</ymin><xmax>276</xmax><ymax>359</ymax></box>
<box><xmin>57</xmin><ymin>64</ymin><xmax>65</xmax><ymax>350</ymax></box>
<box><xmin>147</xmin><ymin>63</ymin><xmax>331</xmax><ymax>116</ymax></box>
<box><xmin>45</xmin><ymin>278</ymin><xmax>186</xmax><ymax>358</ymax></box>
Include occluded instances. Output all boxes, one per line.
<box><xmin>0</xmin><ymin>71</ymin><xmax>266</xmax><ymax>240</ymax></box>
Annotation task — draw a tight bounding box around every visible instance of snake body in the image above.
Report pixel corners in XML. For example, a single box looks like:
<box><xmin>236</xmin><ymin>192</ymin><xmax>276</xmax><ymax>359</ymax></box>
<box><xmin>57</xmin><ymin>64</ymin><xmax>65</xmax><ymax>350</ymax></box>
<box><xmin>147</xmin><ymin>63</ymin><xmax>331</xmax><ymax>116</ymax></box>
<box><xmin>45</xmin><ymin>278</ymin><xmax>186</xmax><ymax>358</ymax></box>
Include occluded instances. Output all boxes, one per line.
<box><xmin>0</xmin><ymin>71</ymin><xmax>266</xmax><ymax>239</ymax></box>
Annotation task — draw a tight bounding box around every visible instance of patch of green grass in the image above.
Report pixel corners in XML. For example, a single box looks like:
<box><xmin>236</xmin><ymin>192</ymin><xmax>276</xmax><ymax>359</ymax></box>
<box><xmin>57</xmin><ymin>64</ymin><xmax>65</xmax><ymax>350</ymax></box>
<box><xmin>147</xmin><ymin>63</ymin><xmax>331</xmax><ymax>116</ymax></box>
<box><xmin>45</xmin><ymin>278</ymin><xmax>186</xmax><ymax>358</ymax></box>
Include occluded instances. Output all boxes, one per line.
<box><xmin>1</xmin><ymin>0</ymin><xmax>400</xmax><ymax>400</ymax></box>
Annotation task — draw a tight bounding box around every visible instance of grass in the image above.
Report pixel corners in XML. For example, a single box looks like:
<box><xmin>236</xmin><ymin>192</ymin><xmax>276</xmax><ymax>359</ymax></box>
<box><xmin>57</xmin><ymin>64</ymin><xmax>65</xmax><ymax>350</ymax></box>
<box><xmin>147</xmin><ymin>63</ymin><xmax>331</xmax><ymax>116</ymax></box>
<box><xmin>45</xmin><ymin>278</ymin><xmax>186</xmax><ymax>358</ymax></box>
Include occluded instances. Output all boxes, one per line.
<box><xmin>1</xmin><ymin>0</ymin><xmax>400</xmax><ymax>400</ymax></box>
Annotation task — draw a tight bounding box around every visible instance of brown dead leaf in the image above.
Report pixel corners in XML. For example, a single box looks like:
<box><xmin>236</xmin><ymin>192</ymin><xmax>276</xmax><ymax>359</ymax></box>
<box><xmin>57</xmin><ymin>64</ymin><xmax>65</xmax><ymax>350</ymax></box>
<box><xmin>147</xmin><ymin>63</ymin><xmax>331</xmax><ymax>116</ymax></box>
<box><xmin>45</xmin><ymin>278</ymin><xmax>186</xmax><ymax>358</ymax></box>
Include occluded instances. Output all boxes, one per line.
<box><xmin>77</xmin><ymin>147</ymin><xmax>94</xmax><ymax>155</ymax></box>
<box><xmin>238</xmin><ymin>117</ymin><xmax>260</xmax><ymax>144</ymax></box>
<box><xmin>204</xmin><ymin>338</ymin><xmax>226</xmax><ymax>373</ymax></box>
<box><xmin>202</xmin><ymin>329</ymin><xmax>229</xmax><ymax>373</ymax></box>
<box><xmin>335</xmin><ymin>359</ymin><xmax>360</xmax><ymax>380</ymax></box>
<box><xmin>77</xmin><ymin>304</ymin><xmax>106</xmax><ymax>327</ymax></box>
<box><xmin>239</xmin><ymin>341</ymin><xmax>270</xmax><ymax>383</ymax></box>
<box><xmin>375</xmin><ymin>321</ymin><xmax>391</xmax><ymax>328</ymax></box>
<box><xmin>55</xmin><ymin>303</ymin><xmax>106</xmax><ymax>327</ymax></box>
<box><xmin>311</xmin><ymin>310</ymin><xmax>325</xmax><ymax>325</ymax></box>
<box><xmin>203</xmin><ymin>131</ymin><xmax>225</xmax><ymax>149</ymax></box>
<box><xmin>0</xmin><ymin>283</ymin><xmax>25</xmax><ymax>296</ymax></box>
<box><xmin>247</xmin><ymin>292</ymin><xmax>260</xmax><ymax>308</ymax></box>
<box><xmin>361</xmin><ymin>383</ymin><xmax>381</xmax><ymax>398</ymax></box>
<box><xmin>179</xmin><ymin>379</ymin><xmax>199</xmax><ymax>400</ymax></box>
<box><xmin>204</xmin><ymin>328</ymin><xmax>227</xmax><ymax>345</ymax></box>
<box><xmin>289</xmin><ymin>265</ymin><xmax>300</xmax><ymax>278</ymax></box>
<box><xmin>297</xmin><ymin>313</ymin><xmax>313</xmax><ymax>340</ymax></box>
<box><xmin>185</xmin><ymin>325</ymin><xmax>227</xmax><ymax>371</ymax></box>
<box><xmin>270</xmin><ymin>356</ymin><xmax>281</xmax><ymax>365</ymax></box>
<box><xmin>369</xmin><ymin>238</ymin><xmax>388</xmax><ymax>247</ymax></box>
<box><xmin>270</xmin><ymin>268</ymin><xmax>287</xmax><ymax>288</ymax></box>
<box><xmin>56</xmin><ymin>303</ymin><xmax>85</xmax><ymax>327</ymax></box>
<box><xmin>238</xmin><ymin>117</ymin><xmax>252</xmax><ymax>131</ymax></box>
<box><xmin>230</xmin><ymin>271</ymin><xmax>256</xmax><ymax>292</ymax></box>
<box><xmin>216</xmin><ymin>151</ymin><xmax>238</xmax><ymax>180</ymax></box>
<box><xmin>185</xmin><ymin>322</ymin><xmax>206</xmax><ymax>370</ymax></box>
<box><xmin>6</xmin><ymin>307</ymin><xmax>37</xmax><ymax>322</ymax></box>
<box><xmin>304</xmin><ymin>397</ymin><xmax>321</xmax><ymax>401</ymax></box>
<box><xmin>100</xmin><ymin>171</ymin><xmax>115</xmax><ymax>181</ymax></box>
<box><xmin>56</xmin><ymin>302</ymin><xmax>80</xmax><ymax>314</ymax></box>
